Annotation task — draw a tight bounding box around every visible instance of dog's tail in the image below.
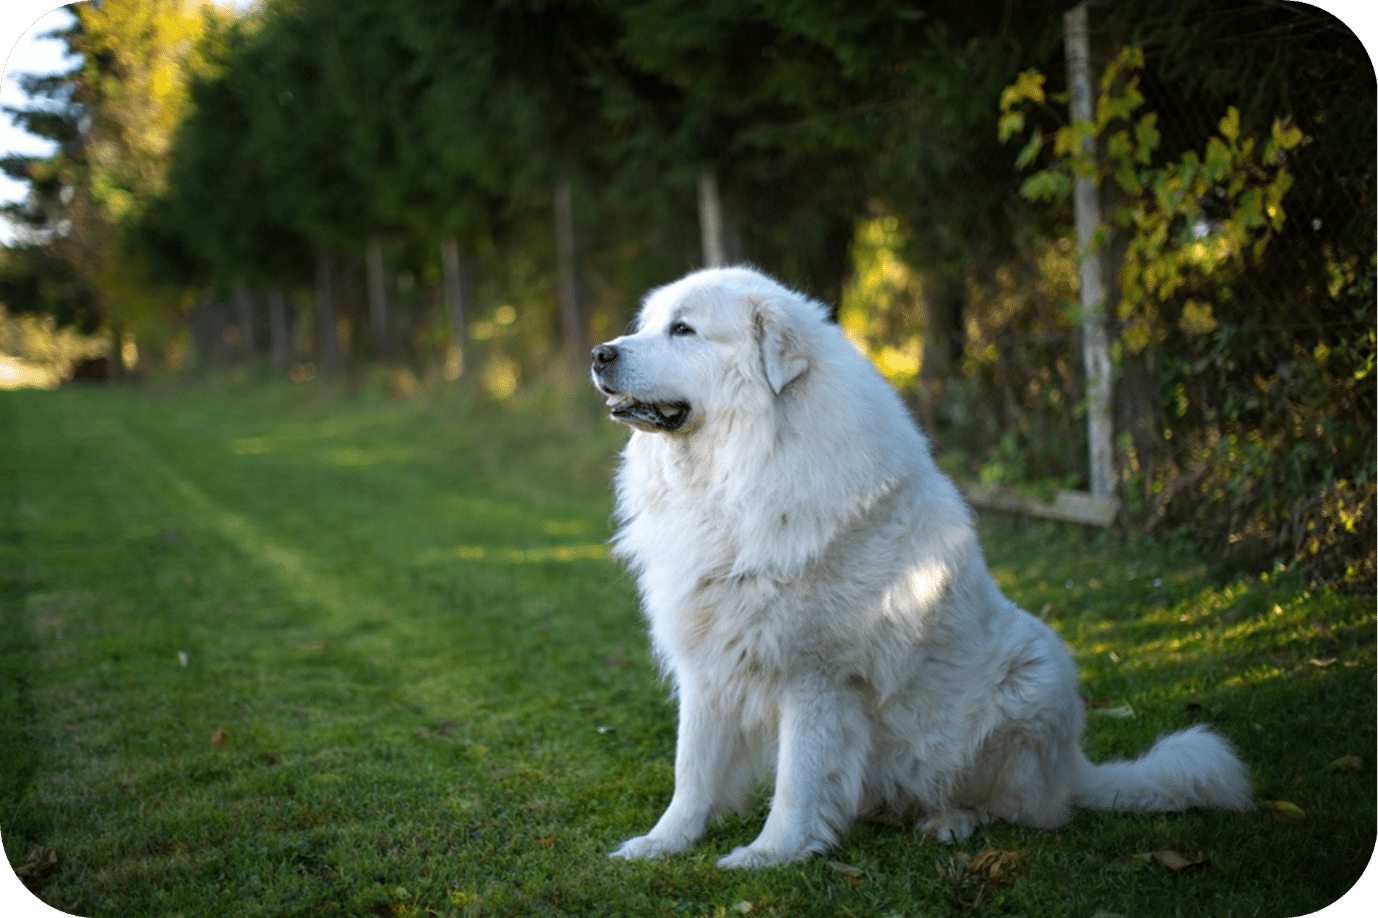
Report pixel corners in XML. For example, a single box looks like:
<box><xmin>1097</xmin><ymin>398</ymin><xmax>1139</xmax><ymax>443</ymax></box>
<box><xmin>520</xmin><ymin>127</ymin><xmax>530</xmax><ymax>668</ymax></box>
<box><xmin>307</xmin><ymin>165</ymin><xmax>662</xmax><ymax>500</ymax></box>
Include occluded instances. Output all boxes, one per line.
<box><xmin>1072</xmin><ymin>724</ymin><xmax>1253</xmax><ymax>813</ymax></box>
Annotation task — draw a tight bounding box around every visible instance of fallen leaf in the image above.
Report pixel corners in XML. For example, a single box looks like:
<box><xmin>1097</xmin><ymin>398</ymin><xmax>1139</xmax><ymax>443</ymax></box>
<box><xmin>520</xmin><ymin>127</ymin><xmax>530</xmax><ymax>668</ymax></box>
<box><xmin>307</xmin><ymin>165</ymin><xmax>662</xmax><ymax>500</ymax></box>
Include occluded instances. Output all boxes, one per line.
<box><xmin>1145</xmin><ymin>847</ymin><xmax>1209</xmax><ymax>872</ymax></box>
<box><xmin>1094</xmin><ymin>703</ymin><xmax>1136</xmax><ymax>720</ymax></box>
<box><xmin>535</xmin><ymin>836</ymin><xmax>556</xmax><ymax>847</ymax></box>
<box><xmin>1261</xmin><ymin>799</ymin><xmax>1306</xmax><ymax>823</ymax></box>
<box><xmin>15</xmin><ymin>847</ymin><xmax>60</xmax><ymax>893</ymax></box>
<box><xmin>967</xmin><ymin>848</ymin><xmax>1027</xmax><ymax>887</ymax></box>
<box><xmin>210</xmin><ymin>728</ymin><xmax>229</xmax><ymax>748</ymax></box>
<box><xmin>1308</xmin><ymin>657</ymin><xmax>1337</xmax><ymax>668</ymax></box>
<box><xmin>826</xmin><ymin>860</ymin><xmax>865</xmax><ymax>878</ymax></box>
<box><xmin>1329</xmin><ymin>755</ymin><xmax>1363</xmax><ymax>772</ymax></box>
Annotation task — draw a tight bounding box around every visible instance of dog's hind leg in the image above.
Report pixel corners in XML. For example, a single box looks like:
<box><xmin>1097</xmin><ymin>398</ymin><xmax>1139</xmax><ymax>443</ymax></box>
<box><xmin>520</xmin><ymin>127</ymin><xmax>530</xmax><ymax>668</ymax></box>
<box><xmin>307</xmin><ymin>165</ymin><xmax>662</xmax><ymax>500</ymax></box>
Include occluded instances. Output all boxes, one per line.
<box><xmin>612</xmin><ymin>677</ymin><xmax>746</xmax><ymax>860</ymax></box>
<box><xmin>718</xmin><ymin>676</ymin><xmax>871</xmax><ymax>868</ymax></box>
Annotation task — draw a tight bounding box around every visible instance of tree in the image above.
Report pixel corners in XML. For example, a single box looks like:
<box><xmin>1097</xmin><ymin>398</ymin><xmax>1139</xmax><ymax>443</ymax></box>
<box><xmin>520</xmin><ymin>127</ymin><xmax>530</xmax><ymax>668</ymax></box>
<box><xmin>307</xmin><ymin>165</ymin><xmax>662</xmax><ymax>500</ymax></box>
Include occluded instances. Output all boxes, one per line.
<box><xmin>2</xmin><ymin>0</ymin><xmax>214</xmax><ymax>373</ymax></box>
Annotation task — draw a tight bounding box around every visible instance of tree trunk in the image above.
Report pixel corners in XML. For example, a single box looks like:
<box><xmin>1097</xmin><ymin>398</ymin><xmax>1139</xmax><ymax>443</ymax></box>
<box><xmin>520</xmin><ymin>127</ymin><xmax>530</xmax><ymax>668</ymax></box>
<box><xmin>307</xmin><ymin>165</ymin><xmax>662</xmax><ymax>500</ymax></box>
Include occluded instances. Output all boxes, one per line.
<box><xmin>108</xmin><ymin>321</ymin><xmax>125</xmax><ymax>381</ymax></box>
<box><xmin>1065</xmin><ymin>1</ymin><xmax>1115</xmax><ymax>499</ymax></box>
<box><xmin>316</xmin><ymin>251</ymin><xmax>340</xmax><ymax>377</ymax></box>
<box><xmin>441</xmin><ymin>237</ymin><xmax>470</xmax><ymax>380</ymax></box>
<box><xmin>916</xmin><ymin>276</ymin><xmax>964</xmax><ymax>434</ymax></box>
<box><xmin>208</xmin><ymin>299</ymin><xmax>229</xmax><ymax>366</ymax></box>
<box><xmin>697</xmin><ymin>169</ymin><xmax>727</xmax><ymax>268</ymax></box>
<box><xmin>267</xmin><ymin>287</ymin><xmax>291</xmax><ymax>368</ymax></box>
<box><xmin>554</xmin><ymin>179</ymin><xmax>588</xmax><ymax>369</ymax></box>
<box><xmin>233</xmin><ymin>282</ymin><xmax>257</xmax><ymax>362</ymax></box>
<box><xmin>189</xmin><ymin>295</ymin><xmax>214</xmax><ymax>366</ymax></box>
<box><xmin>366</xmin><ymin>235</ymin><xmax>389</xmax><ymax>362</ymax></box>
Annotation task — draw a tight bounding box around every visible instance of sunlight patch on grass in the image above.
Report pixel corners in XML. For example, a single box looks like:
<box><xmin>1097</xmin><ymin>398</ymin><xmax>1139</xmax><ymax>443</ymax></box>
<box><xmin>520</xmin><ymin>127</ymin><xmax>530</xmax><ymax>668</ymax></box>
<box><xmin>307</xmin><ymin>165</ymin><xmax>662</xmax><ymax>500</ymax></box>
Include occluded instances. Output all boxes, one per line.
<box><xmin>419</xmin><ymin>544</ymin><xmax>611</xmax><ymax>564</ymax></box>
<box><xmin>325</xmin><ymin>446</ymin><xmax>414</xmax><ymax>467</ymax></box>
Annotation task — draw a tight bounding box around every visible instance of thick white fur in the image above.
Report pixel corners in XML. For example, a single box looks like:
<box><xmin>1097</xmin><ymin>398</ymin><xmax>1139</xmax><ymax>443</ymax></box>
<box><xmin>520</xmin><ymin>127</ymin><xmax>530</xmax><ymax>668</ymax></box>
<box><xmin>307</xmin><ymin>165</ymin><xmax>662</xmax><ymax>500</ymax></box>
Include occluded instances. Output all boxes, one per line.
<box><xmin>592</xmin><ymin>267</ymin><xmax>1252</xmax><ymax>869</ymax></box>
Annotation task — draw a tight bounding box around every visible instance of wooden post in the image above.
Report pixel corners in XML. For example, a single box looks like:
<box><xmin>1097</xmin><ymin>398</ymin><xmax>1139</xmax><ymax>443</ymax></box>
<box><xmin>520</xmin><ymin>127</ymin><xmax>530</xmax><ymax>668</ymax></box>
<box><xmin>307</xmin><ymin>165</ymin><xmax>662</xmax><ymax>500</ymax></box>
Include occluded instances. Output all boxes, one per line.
<box><xmin>697</xmin><ymin>169</ymin><xmax>726</xmax><ymax>268</ymax></box>
<box><xmin>1064</xmin><ymin>2</ymin><xmax>1115</xmax><ymax>500</ymax></box>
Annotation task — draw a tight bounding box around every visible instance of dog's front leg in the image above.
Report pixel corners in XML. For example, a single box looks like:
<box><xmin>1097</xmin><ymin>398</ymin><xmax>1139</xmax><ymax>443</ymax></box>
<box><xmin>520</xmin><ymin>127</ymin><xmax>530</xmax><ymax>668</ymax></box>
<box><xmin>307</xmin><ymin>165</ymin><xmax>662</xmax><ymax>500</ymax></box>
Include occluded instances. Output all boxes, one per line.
<box><xmin>718</xmin><ymin>676</ymin><xmax>869</xmax><ymax>868</ymax></box>
<box><xmin>611</xmin><ymin>678</ymin><xmax>741</xmax><ymax>859</ymax></box>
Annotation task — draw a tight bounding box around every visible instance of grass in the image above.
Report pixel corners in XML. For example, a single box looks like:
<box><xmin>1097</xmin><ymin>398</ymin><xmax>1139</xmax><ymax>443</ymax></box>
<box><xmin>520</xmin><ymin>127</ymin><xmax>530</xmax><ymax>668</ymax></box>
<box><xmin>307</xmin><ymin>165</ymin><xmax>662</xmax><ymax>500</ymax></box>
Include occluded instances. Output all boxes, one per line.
<box><xmin>1</xmin><ymin>378</ymin><xmax>1373</xmax><ymax>918</ymax></box>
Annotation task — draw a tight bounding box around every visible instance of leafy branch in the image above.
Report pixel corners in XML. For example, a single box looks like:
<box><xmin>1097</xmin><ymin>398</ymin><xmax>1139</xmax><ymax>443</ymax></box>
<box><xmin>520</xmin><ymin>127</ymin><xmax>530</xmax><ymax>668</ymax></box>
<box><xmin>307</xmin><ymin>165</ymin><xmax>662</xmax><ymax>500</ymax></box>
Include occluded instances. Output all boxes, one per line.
<box><xmin>998</xmin><ymin>47</ymin><xmax>1304</xmax><ymax>358</ymax></box>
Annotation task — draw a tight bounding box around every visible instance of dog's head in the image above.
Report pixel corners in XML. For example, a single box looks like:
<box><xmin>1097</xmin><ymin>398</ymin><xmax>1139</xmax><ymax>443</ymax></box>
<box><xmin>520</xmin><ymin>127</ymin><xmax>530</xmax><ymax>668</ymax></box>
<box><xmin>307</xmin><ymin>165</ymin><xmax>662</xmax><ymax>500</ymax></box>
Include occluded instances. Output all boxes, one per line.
<box><xmin>590</xmin><ymin>267</ymin><xmax>820</xmax><ymax>434</ymax></box>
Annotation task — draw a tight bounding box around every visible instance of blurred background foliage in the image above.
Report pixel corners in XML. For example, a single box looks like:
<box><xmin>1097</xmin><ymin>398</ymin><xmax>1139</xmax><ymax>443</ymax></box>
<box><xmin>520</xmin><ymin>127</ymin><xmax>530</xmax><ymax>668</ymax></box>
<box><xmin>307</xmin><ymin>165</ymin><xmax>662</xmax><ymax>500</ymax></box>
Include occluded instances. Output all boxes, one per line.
<box><xmin>0</xmin><ymin>0</ymin><xmax>1373</xmax><ymax>588</ymax></box>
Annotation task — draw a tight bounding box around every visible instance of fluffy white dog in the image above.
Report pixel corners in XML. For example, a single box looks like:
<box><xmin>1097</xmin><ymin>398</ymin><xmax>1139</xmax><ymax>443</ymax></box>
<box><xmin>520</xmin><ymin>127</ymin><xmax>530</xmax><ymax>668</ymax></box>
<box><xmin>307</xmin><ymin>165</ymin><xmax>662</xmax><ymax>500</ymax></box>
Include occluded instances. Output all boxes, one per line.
<box><xmin>590</xmin><ymin>266</ymin><xmax>1251</xmax><ymax>869</ymax></box>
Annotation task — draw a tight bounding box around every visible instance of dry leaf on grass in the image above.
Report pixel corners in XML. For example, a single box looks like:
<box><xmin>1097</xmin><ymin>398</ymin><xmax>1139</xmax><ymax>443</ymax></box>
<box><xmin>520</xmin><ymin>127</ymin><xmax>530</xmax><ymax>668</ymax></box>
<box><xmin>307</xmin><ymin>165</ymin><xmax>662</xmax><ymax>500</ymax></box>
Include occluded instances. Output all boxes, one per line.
<box><xmin>826</xmin><ymin>860</ymin><xmax>865</xmax><ymax>878</ymax></box>
<box><xmin>966</xmin><ymin>848</ymin><xmax>1027</xmax><ymax>887</ymax></box>
<box><xmin>1329</xmin><ymin>755</ymin><xmax>1363</xmax><ymax>772</ymax></box>
<box><xmin>210</xmin><ymin>728</ymin><xmax>229</xmax><ymax>747</ymax></box>
<box><xmin>1139</xmin><ymin>847</ymin><xmax>1210</xmax><ymax>872</ymax></box>
<box><xmin>827</xmin><ymin>858</ymin><xmax>884</xmax><ymax>886</ymax></box>
<box><xmin>1261</xmin><ymin>799</ymin><xmax>1306</xmax><ymax>823</ymax></box>
<box><xmin>15</xmin><ymin>847</ymin><xmax>60</xmax><ymax>893</ymax></box>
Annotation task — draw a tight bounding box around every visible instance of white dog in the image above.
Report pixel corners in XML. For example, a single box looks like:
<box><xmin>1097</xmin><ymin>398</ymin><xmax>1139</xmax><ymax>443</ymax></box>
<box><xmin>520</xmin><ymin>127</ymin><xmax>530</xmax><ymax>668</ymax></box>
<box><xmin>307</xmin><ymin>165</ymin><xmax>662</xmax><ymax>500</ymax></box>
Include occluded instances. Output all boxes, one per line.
<box><xmin>590</xmin><ymin>267</ymin><xmax>1251</xmax><ymax>869</ymax></box>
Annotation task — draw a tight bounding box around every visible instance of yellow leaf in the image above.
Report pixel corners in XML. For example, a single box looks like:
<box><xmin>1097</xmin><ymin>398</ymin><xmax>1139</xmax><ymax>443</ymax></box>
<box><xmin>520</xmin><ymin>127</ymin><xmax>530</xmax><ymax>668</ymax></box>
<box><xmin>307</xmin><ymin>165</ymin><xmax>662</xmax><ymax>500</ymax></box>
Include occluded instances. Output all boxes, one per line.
<box><xmin>1218</xmin><ymin>106</ymin><xmax>1241</xmax><ymax>143</ymax></box>
<box><xmin>1272</xmin><ymin>119</ymin><xmax>1304</xmax><ymax>151</ymax></box>
<box><xmin>1262</xmin><ymin>800</ymin><xmax>1306</xmax><ymax>823</ymax></box>
<box><xmin>1000</xmin><ymin>69</ymin><xmax>1046</xmax><ymax>112</ymax></box>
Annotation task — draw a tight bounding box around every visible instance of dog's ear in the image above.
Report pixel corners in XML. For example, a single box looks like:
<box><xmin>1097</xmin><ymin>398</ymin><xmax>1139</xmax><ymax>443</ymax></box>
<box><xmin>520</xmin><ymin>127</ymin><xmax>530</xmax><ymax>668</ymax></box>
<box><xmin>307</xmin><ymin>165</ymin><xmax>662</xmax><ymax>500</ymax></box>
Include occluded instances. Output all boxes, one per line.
<box><xmin>753</xmin><ymin>299</ymin><xmax>809</xmax><ymax>395</ymax></box>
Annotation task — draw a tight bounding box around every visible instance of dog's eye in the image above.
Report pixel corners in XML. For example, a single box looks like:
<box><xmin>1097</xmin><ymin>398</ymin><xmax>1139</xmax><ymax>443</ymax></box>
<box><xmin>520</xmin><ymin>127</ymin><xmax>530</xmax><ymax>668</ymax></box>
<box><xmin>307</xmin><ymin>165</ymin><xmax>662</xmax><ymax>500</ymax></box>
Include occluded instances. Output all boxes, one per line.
<box><xmin>669</xmin><ymin>322</ymin><xmax>695</xmax><ymax>337</ymax></box>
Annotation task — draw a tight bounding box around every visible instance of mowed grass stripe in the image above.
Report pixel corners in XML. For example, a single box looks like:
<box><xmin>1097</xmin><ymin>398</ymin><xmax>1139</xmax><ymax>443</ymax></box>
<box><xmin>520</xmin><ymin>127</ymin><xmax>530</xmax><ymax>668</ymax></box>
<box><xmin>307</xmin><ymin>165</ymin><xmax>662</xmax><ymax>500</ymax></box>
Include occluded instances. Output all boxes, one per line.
<box><xmin>91</xmin><ymin>403</ymin><xmax>399</xmax><ymax>643</ymax></box>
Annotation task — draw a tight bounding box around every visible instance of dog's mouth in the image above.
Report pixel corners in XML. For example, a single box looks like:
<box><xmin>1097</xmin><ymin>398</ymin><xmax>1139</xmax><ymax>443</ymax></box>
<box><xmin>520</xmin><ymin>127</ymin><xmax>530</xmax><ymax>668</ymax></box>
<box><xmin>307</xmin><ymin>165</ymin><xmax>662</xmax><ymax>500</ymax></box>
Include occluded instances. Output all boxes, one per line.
<box><xmin>603</xmin><ymin>393</ymin><xmax>691</xmax><ymax>432</ymax></box>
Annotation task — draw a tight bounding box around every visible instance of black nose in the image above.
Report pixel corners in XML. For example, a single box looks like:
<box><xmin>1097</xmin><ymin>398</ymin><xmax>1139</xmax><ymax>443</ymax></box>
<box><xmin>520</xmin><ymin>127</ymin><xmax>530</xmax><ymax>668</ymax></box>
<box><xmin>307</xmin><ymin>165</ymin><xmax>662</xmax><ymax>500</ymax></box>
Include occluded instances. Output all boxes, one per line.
<box><xmin>591</xmin><ymin>344</ymin><xmax>618</xmax><ymax>371</ymax></box>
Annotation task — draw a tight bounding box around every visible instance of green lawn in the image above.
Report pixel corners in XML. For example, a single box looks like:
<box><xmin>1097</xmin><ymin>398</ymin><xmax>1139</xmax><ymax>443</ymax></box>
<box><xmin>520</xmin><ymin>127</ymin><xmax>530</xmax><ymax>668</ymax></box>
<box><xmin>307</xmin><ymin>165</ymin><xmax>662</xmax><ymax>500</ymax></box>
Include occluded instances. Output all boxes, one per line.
<box><xmin>1</xmin><ymin>381</ymin><xmax>1373</xmax><ymax>917</ymax></box>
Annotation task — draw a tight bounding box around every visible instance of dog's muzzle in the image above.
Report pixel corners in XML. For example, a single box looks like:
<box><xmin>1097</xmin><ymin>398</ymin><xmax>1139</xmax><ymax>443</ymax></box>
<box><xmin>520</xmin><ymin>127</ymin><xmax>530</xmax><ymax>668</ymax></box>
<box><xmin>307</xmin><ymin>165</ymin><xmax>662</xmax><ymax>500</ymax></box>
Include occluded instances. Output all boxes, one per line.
<box><xmin>590</xmin><ymin>343</ymin><xmax>691</xmax><ymax>432</ymax></box>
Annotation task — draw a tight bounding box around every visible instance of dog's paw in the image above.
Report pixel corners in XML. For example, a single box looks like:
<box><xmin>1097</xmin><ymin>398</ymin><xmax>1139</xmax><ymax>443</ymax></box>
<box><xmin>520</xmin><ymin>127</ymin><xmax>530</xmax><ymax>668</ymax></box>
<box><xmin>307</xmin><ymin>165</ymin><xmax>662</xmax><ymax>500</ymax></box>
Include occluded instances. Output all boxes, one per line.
<box><xmin>610</xmin><ymin>834</ymin><xmax>688</xmax><ymax>860</ymax></box>
<box><xmin>919</xmin><ymin>809</ymin><xmax>980</xmax><ymax>843</ymax></box>
<box><xmin>716</xmin><ymin>843</ymin><xmax>811</xmax><ymax>870</ymax></box>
